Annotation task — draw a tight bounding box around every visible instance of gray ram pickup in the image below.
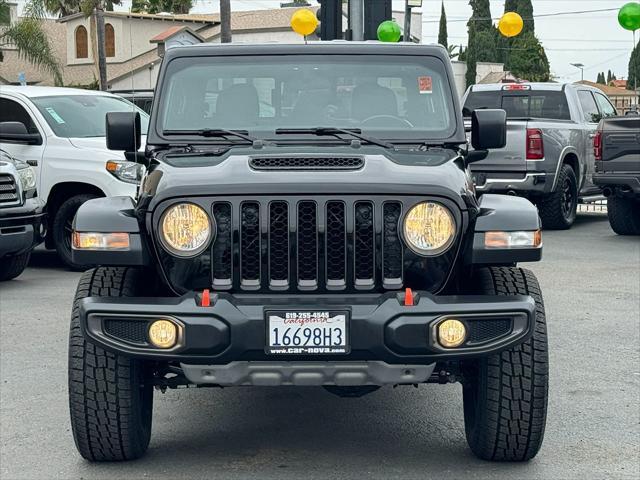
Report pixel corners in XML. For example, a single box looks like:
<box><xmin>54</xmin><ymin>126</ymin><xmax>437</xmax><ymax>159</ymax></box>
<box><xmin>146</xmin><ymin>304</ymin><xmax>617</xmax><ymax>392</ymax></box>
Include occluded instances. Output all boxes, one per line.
<box><xmin>462</xmin><ymin>82</ymin><xmax>618</xmax><ymax>229</ymax></box>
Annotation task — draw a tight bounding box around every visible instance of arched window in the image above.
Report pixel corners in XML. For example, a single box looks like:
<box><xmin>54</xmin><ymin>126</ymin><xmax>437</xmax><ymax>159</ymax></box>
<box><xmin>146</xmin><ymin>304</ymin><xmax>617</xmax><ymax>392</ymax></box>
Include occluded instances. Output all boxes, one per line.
<box><xmin>75</xmin><ymin>25</ymin><xmax>88</xmax><ymax>59</ymax></box>
<box><xmin>105</xmin><ymin>23</ymin><xmax>115</xmax><ymax>58</ymax></box>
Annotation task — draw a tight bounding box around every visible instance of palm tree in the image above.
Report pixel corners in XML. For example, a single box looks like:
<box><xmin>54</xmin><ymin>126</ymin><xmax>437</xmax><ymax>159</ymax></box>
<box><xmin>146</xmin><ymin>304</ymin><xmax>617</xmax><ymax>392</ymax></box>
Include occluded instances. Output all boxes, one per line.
<box><xmin>220</xmin><ymin>0</ymin><xmax>231</xmax><ymax>43</ymax></box>
<box><xmin>79</xmin><ymin>0</ymin><xmax>121</xmax><ymax>91</ymax></box>
<box><xmin>45</xmin><ymin>0</ymin><xmax>81</xmax><ymax>18</ymax></box>
<box><xmin>0</xmin><ymin>0</ymin><xmax>63</xmax><ymax>85</ymax></box>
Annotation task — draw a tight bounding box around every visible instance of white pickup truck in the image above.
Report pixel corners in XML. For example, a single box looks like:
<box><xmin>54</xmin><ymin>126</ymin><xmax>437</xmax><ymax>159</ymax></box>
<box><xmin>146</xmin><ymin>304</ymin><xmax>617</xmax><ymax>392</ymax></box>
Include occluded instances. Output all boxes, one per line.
<box><xmin>0</xmin><ymin>86</ymin><xmax>148</xmax><ymax>267</ymax></box>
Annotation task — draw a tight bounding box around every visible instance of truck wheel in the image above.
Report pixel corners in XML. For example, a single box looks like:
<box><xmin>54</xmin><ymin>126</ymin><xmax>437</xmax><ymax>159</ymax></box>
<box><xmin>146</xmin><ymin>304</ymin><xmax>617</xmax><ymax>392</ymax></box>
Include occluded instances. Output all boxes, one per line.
<box><xmin>53</xmin><ymin>194</ymin><xmax>98</xmax><ymax>270</ymax></box>
<box><xmin>0</xmin><ymin>252</ymin><xmax>31</xmax><ymax>281</ymax></box>
<box><xmin>68</xmin><ymin>267</ymin><xmax>153</xmax><ymax>461</ymax></box>
<box><xmin>462</xmin><ymin>267</ymin><xmax>548</xmax><ymax>462</ymax></box>
<box><xmin>538</xmin><ymin>164</ymin><xmax>577</xmax><ymax>230</ymax></box>
<box><xmin>607</xmin><ymin>196</ymin><xmax>640</xmax><ymax>235</ymax></box>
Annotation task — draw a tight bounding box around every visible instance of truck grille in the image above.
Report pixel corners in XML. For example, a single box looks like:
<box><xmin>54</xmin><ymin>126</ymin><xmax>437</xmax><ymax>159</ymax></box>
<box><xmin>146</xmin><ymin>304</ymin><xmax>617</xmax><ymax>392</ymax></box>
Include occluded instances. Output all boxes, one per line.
<box><xmin>0</xmin><ymin>174</ymin><xmax>19</xmax><ymax>206</ymax></box>
<box><xmin>249</xmin><ymin>156</ymin><xmax>364</xmax><ymax>171</ymax></box>
<box><xmin>209</xmin><ymin>198</ymin><xmax>405</xmax><ymax>292</ymax></box>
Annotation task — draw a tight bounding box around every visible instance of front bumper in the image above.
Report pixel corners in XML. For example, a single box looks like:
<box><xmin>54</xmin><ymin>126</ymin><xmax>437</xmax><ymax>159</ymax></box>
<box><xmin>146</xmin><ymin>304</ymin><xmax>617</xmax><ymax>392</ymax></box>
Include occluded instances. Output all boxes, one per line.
<box><xmin>79</xmin><ymin>291</ymin><xmax>536</xmax><ymax>368</ymax></box>
<box><xmin>472</xmin><ymin>171</ymin><xmax>548</xmax><ymax>195</ymax></box>
<box><xmin>0</xmin><ymin>198</ymin><xmax>46</xmax><ymax>258</ymax></box>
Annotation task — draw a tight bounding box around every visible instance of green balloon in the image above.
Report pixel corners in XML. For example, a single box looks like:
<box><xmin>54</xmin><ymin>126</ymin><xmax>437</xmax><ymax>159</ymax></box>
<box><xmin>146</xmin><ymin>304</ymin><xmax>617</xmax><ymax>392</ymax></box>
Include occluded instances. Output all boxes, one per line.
<box><xmin>377</xmin><ymin>20</ymin><xmax>402</xmax><ymax>43</ymax></box>
<box><xmin>618</xmin><ymin>2</ymin><xmax>640</xmax><ymax>31</ymax></box>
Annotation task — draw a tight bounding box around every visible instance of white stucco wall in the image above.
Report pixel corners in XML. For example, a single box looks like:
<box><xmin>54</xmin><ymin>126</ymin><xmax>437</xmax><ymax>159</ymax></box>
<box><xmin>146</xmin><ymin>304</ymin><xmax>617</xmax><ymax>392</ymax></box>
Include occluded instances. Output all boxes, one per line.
<box><xmin>109</xmin><ymin>61</ymin><xmax>160</xmax><ymax>90</ymax></box>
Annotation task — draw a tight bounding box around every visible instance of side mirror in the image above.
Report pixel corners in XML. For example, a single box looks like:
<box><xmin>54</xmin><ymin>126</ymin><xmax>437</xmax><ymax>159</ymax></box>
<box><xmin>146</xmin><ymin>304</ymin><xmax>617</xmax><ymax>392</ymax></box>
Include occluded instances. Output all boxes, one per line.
<box><xmin>471</xmin><ymin>109</ymin><xmax>507</xmax><ymax>150</ymax></box>
<box><xmin>0</xmin><ymin>121</ymin><xmax>42</xmax><ymax>145</ymax></box>
<box><xmin>106</xmin><ymin>112</ymin><xmax>141</xmax><ymax>152</ymax></box>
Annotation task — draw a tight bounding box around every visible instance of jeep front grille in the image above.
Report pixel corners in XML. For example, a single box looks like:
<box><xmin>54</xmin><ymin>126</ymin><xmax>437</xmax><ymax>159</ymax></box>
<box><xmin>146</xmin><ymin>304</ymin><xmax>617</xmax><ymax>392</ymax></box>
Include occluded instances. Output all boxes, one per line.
<box><xmin>210</xmin><ymin>197</ymin><xmax>404</xmax><ymax>292</ymax></box>
<box><xmin>0</xmin><ymin>174</ymin><xmax>19</xmax><ymax>206</ymax></box>
<box><xmin>249</xmin><ymin>156</ymin><xmax>364</xmax><ymax>171</ymax></box>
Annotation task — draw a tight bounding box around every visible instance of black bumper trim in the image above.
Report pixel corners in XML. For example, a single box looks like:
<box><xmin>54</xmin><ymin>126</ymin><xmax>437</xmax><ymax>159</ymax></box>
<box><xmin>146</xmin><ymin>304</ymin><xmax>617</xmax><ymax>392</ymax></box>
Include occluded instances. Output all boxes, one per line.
<box><xmin>79</xmin><ymin>291</ymin><xmax>536</xmax><ymax>364</ymax></box>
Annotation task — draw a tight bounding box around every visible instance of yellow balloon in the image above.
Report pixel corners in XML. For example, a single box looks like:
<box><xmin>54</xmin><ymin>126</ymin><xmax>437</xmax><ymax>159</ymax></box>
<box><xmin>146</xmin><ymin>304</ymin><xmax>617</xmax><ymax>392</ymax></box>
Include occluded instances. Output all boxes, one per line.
<box><xmin>290</xmin><ymin>9</ymin><xmax>319</xmax><ymax>37</ymax></box>
<box><xmin>498</xmin><ymin>12</ymin><xmax>524</xmax><ymax>38</ymax></box>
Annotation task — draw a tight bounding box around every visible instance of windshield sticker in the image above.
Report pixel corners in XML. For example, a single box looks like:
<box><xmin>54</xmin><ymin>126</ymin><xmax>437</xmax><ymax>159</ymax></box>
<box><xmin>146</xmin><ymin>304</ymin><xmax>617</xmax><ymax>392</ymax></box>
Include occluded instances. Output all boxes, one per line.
<box><xmin>418</xmin><ymin>76</ymin><xmax>433</xmax><ymax>94</ymax></box>
<box><xmin>45</xmin><ymin>107</ymin><xmax>66</xmax><ymax>124</ymax></box>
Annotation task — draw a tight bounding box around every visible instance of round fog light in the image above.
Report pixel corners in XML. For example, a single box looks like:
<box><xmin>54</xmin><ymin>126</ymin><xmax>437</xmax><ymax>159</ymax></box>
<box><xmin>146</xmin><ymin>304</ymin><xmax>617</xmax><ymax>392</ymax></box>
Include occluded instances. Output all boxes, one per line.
<box><xmin>148</xmin><ymin>320</ymin><xmax>178</xmax><ymax>349</ymax></box>
<box><xmin>438</xmin><ymin>319</ymin><xmax>467</xmax><ymax>348</ymax></box>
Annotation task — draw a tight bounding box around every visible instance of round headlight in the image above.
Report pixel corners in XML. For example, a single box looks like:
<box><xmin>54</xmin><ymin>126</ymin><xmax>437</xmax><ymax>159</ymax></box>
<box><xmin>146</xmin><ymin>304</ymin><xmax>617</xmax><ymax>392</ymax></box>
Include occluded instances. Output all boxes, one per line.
<box><xmin>403</xmin><ymin>202</ymin><xmax>456</xmax><ymax>255</ymax></box>
<box><xmin>160</xmin><ymin>203</ymin><xmax>213</xmax><ymax>257</ymax></box>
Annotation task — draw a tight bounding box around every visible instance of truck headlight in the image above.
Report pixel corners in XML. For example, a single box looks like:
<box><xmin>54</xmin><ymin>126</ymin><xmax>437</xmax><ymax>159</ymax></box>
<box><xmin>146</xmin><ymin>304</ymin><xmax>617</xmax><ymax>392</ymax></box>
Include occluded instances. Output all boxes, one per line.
<box><xmin>403</xmin><ymin>202</ymin><xmax>456</xmax><ymax>255</ymax></box>
<box><xmin>160</xmin><ymin>203</ymin><xmax>213</xmax><ymax>257</ymax></box>
<box><xmin>106</xmin><ymin>160</ymin><xmax>145</xmax><ymax>184</ymax></box>
<box><xmin>17</xmin><ymin>165</ymin><xmax>37</xmax><ymax>191</ymax></box>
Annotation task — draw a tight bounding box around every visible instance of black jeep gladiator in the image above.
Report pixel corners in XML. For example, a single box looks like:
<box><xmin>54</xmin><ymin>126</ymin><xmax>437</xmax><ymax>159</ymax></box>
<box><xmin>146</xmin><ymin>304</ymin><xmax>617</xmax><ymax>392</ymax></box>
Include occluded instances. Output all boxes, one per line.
<box><xmin>593</xmin><ymin>116</ymin><xmax>640</xmax><ymax>235</ymax></box>
<box><xmin>68</xmin><ymin>43</ymin><xmax>548</xmax><ymax>462</ymax></box>
<box><xmin>0</xmin><ymin>149</ymin><xmax>45</xmax><ymax>281</ymax></box>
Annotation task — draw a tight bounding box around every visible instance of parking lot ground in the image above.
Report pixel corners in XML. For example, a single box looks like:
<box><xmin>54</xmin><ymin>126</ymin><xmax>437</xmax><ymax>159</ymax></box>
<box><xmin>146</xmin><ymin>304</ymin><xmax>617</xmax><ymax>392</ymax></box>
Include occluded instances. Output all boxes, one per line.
<box><xmin>1</xmin><ymin>212</ymin><xmax>638</xmax><ymax>480</ymax></box>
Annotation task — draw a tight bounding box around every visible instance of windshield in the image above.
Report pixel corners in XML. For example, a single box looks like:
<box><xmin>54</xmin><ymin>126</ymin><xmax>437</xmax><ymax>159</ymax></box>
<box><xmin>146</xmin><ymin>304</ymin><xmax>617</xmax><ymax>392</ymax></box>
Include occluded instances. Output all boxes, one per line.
<box><xmin>158</xmin><ymin>55</ymin><xmax>457</xmax><ymax>141</ymax></box>
<box><xmin>32</xmin><ymin>95</ymin><xmax>150</xmax><ymax>138</ymax></box>
<box><xmin>463</xmin><ymin>90</ymin><xmax>571</xmax><ymax>120</ymax></box>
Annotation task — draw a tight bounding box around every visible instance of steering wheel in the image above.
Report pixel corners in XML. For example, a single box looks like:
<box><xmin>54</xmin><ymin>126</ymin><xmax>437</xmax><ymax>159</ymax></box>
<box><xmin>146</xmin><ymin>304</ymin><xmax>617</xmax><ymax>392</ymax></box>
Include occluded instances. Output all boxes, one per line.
<box><xmin>361</xmin><ymin>115</ymin><xmax>414</xmax><ymax>129</ymax></box>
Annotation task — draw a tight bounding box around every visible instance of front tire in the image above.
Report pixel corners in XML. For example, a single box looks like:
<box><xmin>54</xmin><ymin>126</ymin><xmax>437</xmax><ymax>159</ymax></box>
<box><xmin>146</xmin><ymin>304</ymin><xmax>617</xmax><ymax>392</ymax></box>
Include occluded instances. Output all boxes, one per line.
<box><xmin>462</xmin><ymin>267</ymin><xmax>548</xmax><ymax>462</ymax></box>
<box><xmin>68</xmin><ymin>267</ymin><xmax>153</xmax><ymax>461</ymax></box>
<box><xmin>53</xmin><ymin>194</ymin><xmax>98</xmax><ymax>269</ymax></box>
<box><xmin>538</xmin><ymin>164</ymin><xmax>577</xmax><ymax>230</ymax></box>
<box><xmin>0</xmin><ymin>251</ymin><xmax>31</xmax><ymax>281</ymax></box>
<box><xmin>607</xmin><ymin>196</ymin><xmax>640</xmax><ymax>235</ymax></box>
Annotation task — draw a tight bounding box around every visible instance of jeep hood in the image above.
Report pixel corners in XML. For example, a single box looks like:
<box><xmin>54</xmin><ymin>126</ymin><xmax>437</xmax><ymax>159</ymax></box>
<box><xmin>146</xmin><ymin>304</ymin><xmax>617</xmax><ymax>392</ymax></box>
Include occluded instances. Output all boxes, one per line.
<box><xmin>142</xmin><ymin>147</ymin><xmax>473</xmax><ymax>211</ymax></box>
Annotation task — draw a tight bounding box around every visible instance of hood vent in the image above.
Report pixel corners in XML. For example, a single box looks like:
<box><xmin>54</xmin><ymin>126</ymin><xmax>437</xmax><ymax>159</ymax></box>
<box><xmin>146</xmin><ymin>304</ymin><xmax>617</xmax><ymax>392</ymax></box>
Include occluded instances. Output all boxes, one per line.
<box><xmin>249</xmin><ymin>156</ymin><xmax>364</xmax><ymax>171</ymax></box>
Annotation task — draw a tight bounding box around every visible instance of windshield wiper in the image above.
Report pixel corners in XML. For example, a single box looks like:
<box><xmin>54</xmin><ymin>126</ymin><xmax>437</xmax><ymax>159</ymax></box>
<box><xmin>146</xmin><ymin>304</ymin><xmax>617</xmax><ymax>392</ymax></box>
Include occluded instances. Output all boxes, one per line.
<box><xmin>275</xmin><ymin>127</ymin><xmax>395</xmax><ymax>150</ymax></box>
<box><xmin>163</xmin><ymin>128</ymin><xmax>257</xmax><ymax>143</ymax></box>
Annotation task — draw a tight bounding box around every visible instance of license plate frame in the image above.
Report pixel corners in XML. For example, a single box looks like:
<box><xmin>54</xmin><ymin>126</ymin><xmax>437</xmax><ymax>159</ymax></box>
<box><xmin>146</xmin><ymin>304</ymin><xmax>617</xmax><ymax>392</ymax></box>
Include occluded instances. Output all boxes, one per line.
<box><xmin>265</xmin><ymin>310</ymin><xmax>350</xmax><ymax>355</ymax></box>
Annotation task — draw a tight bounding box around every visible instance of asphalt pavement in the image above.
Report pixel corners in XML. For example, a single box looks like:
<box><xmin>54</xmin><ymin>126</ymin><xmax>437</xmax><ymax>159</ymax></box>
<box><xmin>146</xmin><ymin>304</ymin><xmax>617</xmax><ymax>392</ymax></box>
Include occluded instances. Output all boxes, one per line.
<box><xmin>1</xmin><ymin>212</ymin><xmax>638</xmax><ymax>480</ymax></box>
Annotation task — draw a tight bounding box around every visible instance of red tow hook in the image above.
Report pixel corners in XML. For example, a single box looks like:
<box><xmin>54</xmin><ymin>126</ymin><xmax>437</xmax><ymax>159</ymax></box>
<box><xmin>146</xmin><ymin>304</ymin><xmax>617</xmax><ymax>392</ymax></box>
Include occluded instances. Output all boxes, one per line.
<box><xmin>404</xmin><ymin>288</ymin><xmax>414</xmax><ymax>306</ymax></box>
<box><xmin>200</xmin><ymin>289</ymin><xmax>211</xmax><ymax>307</ymax></box>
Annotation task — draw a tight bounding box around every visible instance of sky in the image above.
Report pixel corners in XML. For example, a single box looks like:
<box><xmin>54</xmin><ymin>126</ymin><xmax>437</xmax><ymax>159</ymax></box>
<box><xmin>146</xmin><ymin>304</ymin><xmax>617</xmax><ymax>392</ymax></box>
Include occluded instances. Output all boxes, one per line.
<box><xmin>16</xmin><ymin>0</ymin><xmax>639</xmax><ymax>82</ymax></box>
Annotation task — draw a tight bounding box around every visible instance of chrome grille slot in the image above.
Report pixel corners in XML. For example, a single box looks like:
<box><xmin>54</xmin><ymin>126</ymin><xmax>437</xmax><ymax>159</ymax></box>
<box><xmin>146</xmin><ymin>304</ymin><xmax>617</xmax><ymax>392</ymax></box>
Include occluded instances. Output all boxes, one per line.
<box><xmin>0</xmin><ymin>174</ymin><xmax>19</xmax><ymax>205</ymax></box>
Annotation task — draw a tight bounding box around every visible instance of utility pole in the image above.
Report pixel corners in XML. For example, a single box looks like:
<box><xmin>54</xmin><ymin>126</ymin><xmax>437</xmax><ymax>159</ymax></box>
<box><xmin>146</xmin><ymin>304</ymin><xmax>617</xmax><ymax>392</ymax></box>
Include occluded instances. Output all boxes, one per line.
<box><xmin>220</xmin><ymin>0</ymin><xmax>232</xmax><ymax>43</ymax></box>
<box><xmin>404</xmin><ymin>0</ymin><xmax>422</xmax><ymax>42</ymax></box>
<box><xmin>349</xmin><ymin>0</ymin><xmax>364</xmax><ymax>41</ymax></box>
<box><xmin>96</xmin><ymin>2</ymin><xmax>107</xmax><ymax>90</ymax></box>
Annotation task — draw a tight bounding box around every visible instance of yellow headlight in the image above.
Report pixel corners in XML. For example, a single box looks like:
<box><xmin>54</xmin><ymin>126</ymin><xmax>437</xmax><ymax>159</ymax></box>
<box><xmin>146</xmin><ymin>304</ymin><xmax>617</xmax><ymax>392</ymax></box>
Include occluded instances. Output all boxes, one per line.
<box><xmin>160</xmin><ymin>203</ymin><xmax>212</xmax><ymax>256</ymax></box>
<box><xmin>403</xmin><ymin>202</ymin><xmax>456</xmax><ymax>255</ymax></box>
<box><xmin>437</xmin><ymin>319</ymin><xmax>467</xmax><ymax>348</ymax></box>
<box><xmin>148</xmin><ymin>319</ymin><xmax>178</xmax><ymax>349</ymax></box>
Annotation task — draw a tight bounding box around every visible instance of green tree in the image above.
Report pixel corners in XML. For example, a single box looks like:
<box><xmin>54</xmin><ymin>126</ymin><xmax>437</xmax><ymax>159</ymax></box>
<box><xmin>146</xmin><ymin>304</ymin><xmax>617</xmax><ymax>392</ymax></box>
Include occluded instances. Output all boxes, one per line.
<box><xmin>607</xmin><ymin>70</ymin><xmax>612</xmax><ymax>83</ymax></box>
<box><xmin>45</xmin><ymin>0</ymin><xmax>81</xmax><ymax>17</ymax></box>
<box><xmin>501</xmin><ymin>0</ymin><xmax>548</xmax><ymax>82</ymax></box>
<box><xmin>132</xmin><ymin>0</ymin><xmax>192</xmax><ymax>14</ymax></box>
<box><xmin>438</xmin><ymin>1</ymin><xmax>447</xmax><ymax>48</ymax></box>
<box><xmin>504</xmin><ymin>0</ymin><xmax>534</xmax><ymax>33</ymax></box>
<box><xmin>465</xmin><ymin>0</ymin><xmax>499</xmax><ymax>87</ymax></box>
<box><xmin>0</xmin><ymin>0</ymin><xmax>63</xmax><ymax>85</ymax></box>
<box><xmin>596</xmin><ymin>72</ymin><xmax>605</xmax><ymax>84</ymax></box>
<box><xmin>628</xmin><ymin>40</ymin><xmax>639</xmax><ymax>92</ymax></box>
<box><xmin>505</xmin><ymin>31</ymin><xmax>550</xmax><ymax>82</ymax></box>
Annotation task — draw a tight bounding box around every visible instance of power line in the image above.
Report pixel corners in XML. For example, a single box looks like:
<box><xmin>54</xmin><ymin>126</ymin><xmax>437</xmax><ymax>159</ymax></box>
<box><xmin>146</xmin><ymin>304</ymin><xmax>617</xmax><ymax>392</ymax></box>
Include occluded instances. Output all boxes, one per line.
<box><xmin>422</xmin><ymin>7</ymin><xmax>618</xmax><ymax>23</ymax></box>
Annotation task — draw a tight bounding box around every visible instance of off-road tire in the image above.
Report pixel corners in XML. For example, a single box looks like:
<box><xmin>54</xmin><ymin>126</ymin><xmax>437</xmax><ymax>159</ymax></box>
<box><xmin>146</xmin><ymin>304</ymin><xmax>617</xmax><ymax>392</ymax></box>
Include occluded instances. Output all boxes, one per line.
<box><xmin>462</xmin><ymin>267</ymin><xmax>548</xmax><ymax>462</ymax></box>
<box><xmin>53</xmin><ymin>194</ymin><xmax>98</xmax><ymax>270</ymax></box>
<box><xmin>0</xmin><ymin>252</ymin><xmax>31</xmax><ymax>281</ymax></box>
<box><xmin>68</xmin><ymin>267</ymin><xmax>153</xmax><ymax>461</ymax></box>
<box><xmin>538</xmin><ymin>164</ymin><xmax>577</xmax><ymax>230</ymax></box>
<box><xmin>607</xmin><ymin>196</ymin><xmax>640</xmax><ymax>235</ymax></box>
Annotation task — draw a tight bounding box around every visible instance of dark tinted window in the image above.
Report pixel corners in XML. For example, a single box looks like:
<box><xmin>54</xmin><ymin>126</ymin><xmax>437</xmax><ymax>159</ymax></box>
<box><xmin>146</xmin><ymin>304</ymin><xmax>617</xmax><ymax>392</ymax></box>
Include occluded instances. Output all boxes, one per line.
<box><xmin>463</xmin><ymin>90</ymin><xmax>571</xmax><ymax>120</ymax></box>
<box><xmin>0</xmin><ymin>98</ymin><xmax>40</xmax><ymax>134</ymax></box>
<box><xmin>577</xmin><ymin>90</ymin><xmax>600</xmax><ymax>123</ymax></box>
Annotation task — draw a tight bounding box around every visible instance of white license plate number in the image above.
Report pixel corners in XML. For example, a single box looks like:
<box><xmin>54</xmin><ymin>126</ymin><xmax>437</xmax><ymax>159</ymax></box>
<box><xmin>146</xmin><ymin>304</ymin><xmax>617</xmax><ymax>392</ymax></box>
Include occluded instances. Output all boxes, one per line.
<box><xmin>266</xmin><ymin>311</ymin><xmax>349</xmax><ymax>355</ymax></box>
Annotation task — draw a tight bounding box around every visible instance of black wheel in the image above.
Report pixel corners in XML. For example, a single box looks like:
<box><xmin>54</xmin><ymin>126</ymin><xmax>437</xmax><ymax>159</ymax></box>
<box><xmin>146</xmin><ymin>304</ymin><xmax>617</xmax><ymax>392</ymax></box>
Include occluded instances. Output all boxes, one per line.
<box><xmin>52</xmin><ymin>194</ymin><xmax>98</xmax><ymax>270</ymax></box>
<box><xmin>607</xmin><ymin>196</ymin><xmax>640</xmax><ymax>235</ymax></box>
<box><xmin>68</xmin><ymin>267</ymin><xmax>153</xmax><ymax>461</ymax></box>
<box><xmin>538</xmin><ymin>164</ymin><xmax>577</xmax><ymax>230</ymax></box>
<box><xmin>462</xmin><ymin>267</ymin><xmax>548</xmax><ymax>462</ymax></box>
<box><xmin>0</xmin><ymin>251</ymin><xmax>31</xmax><ymax>281</ymax></box>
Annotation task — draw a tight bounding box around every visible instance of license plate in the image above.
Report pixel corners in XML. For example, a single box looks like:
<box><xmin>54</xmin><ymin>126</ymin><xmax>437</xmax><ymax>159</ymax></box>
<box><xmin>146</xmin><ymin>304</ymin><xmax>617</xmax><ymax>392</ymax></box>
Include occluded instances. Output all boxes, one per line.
<box><xmin>266</xmin><ymin>311</ymin><xmax>349</xmax><ymax>355</ymax></box>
